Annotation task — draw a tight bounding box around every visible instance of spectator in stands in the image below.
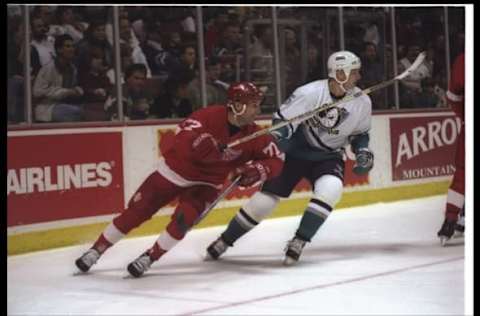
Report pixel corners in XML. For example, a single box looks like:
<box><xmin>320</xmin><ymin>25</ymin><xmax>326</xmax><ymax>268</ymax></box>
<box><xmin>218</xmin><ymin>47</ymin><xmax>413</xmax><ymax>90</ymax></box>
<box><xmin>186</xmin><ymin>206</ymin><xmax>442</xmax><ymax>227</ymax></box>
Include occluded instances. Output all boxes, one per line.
<box><xmin>30</xmin><ymin>15</ymin><xmax>56</xmax><ymax>71</ymax></box>
<box><xmin>106</xmin><ymin>43</ymin><xmax>133</xmax><ymax>85</ymax></box>
<box><xmin>427</xmin><ymin>35</ymin><xmax>447</xmax><ymax>79</ymax></box>
<box><xmin>162</xmin><ymin>30</ymin><xmax>183</xmax><ymax>58</ymax></box>
<box><xmin>142</xmin><ymin>19</ymin><xmax>172</xmax><ymax>79</ymax></box>
<box><xmin>168</xmin><ymin>43</ymin><xmax>197</xmax><ymax>78</ymax></box>
<box><xmin>180</xmin><ymin>8</ymin><xmax>196</xmax><ymax>34</ymax></box>
<box><xmin>151</xmin><ymin>72</ymin><xmax>194</xmax><ymax>119</ymax></box>
<box><xmin>211</xmin><ymin>21</ymin><xmax>244</xmax><ymax>83</ymax></box>
<box><xmin>49</xmin><ymin>6</ymin><xmax>85</xmax><ymax>43</ymax></box>
<box><xmin>284</xmin><ymin>27</ymin><xmax>302</xmax><ymax>95</ymax></box>
<box><xmin>398</xmin><ymin>44</ymin><xmax>431</xmax><ymax>107</ymax></box>
<box><xmin>33</xmin><ymin>34</ymin><xmax>85</xmax><ymax>122</ymax></box>
<box><xmin>7</xmin><ymin>15</ymin><xmax>31</xmax><ymax>123</ymax></box>
<box><xmin>362</xmin><ymin>21</ymin><xmax>380</xmax><ymax>47</ymax></box>
<box><xmin>181</xmin><ymin>43</ymin><xmax>197</xmax><ymax>72</ymax></box>
<box><xmin>249</xmin><ymin>25</ymin><xmax>274</xmax><ymax>106</ymax></box>
<box><xmin>76</xmin><ymin>20</ymin><xmax>114</xmax><ymax>71</ymax></box>
<box><xmin>31</xmin><ymin>6</ymin><xmax>56</xmax><ymax>36</ymax></box>
<box><xmin>359</xmin><ymin>42</ymin><xmax>386</xmax><ymax>109</ymax></box>
<box><xmin>204</xmin><ymin>8</ymin><xmax>229</xmax><ymax>59</ymax></box>
<box><xmin>129</xmin><ymin>6</ymin><xmax>150</xmax><ymax>45</ymax></box>
<box><xmin>118</xmin><ymin>16</ymin><xmax>152</xmax><ymax>78</ymax></box>
<box><xmin>78</xmin><ymin>48</ymin><xmax>112</xmax><ymax>104</ymax></box>
<box><xmin>306</xmin><ymin>43</ymin><xmax>324</xmax><ymax>82</ymax></box>
<box><xmin>211</xmin><ymin>21</ymin><xmax>243</xmax><ymax>57</ymax></box>
<box><xmin>432</xmin><ymin>72</ymin><xmax>448</xmax><ymax>108</ymax></box>
<box><xmin>104</xmin><ymin>63</ymin><xmax>153</xmax><ymax>120</ymax></box>
<box><xmin>187</xmin><ymin>57</ymin><xmax>228</xmax><ymax>111</ymax></box>
<box><xmin>105</xmin><ymin>8</ymin><xmax>140</xmax><ymax>49</ymax></box>
<box><xmin>414</xmin><ymin>78</ymin><xmax>439</xmax><ymax>108</ymax></box>
<box><xmin>250</xmin><ymin>25</ymin><xmax>274</xmax><ymax>78</ymax></box>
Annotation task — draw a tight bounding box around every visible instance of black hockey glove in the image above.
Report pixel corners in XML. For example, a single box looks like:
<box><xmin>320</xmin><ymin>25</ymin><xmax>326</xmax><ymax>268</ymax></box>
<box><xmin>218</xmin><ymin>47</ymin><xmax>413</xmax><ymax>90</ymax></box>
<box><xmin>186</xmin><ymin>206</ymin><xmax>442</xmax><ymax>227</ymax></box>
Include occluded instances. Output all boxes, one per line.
<box><xmin>353</xmin><ymin>148</ymin><xmax>374</xmax><ymax>175</ymax></box>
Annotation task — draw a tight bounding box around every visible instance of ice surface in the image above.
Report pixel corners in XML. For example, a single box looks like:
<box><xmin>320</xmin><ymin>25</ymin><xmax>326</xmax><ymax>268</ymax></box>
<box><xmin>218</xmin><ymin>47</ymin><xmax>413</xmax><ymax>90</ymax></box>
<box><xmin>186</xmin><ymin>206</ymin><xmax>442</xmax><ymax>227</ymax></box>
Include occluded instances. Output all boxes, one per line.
<box><xmin>8</xmin><ymin>195</ymin><xmax>466</xmax><ymax>315</ymax></box>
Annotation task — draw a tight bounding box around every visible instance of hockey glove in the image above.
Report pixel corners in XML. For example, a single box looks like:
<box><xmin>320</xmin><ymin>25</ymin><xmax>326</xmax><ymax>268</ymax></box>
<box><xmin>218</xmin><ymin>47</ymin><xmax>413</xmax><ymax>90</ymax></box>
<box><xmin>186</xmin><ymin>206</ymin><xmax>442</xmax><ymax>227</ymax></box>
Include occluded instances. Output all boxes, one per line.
<box><xmin>232</xmin><ymin>162</ymin><xmax>269</xmax><ymax>187</ymax></box>
<box><xmin>353</xmin><ymin>148</ymin><xmax>374</xmax><ymax>175</ymax></box>
<box><xmin>192</xmin><ymin>133</ymin><xmax>223</xmax><ymax>164</ymax></box>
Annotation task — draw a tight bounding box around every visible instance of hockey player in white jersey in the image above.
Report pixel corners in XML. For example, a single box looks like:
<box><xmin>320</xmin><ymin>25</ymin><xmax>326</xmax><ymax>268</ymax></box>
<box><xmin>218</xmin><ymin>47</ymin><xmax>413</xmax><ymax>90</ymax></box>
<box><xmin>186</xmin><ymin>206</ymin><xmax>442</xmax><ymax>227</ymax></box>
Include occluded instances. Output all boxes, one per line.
<box><xmin>206</xmin><ymin>50</ymin><xmax>374</xmax><ymax>265</ymax></box>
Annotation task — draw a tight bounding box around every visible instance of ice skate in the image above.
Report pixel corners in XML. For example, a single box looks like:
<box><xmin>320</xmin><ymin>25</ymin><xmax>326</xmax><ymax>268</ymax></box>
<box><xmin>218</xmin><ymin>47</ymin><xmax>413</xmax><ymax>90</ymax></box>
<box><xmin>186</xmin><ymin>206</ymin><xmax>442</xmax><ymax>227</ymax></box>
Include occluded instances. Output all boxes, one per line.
<box><xmin>283</xmin><ymin>237</ymin><xmax>307</xmax><ymax>266</ymax></box>
<box><xmin>205</xmin><ymin>236</ymin><xmax>230</xmax><ymax>260</ymax></box>
<box><xmin>127</xmin><ymin>252</ymin><xmax>153</xmax><ymax>278</ymax></box>
<box><xmin>437</xmin><ymin>218</ymin><xmax>457</xmax><ymax>246</ymax></box>
<box><xmin>453</xmin><ymin>214</ymin><xmax>465</xmax><ymax>238</ymax></box>
<box><xmin>75</xmin><ymin>248</ymin><xmax>101</xmax><ymax>272</ymax></box>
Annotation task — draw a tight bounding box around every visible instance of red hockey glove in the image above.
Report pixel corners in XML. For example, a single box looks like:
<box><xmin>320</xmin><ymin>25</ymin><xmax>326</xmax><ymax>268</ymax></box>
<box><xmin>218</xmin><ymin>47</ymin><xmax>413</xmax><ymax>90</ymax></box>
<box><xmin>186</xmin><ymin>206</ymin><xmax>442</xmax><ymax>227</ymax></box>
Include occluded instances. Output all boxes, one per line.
<box><xmin>191</xmin><ymin>133</ymin><xmax>222</xmax><ymax>163</ymax></box>
<box><xmin>232</xmin><ymin>162</ymin><xmax>269</xmax><ymax>187</ymax></box>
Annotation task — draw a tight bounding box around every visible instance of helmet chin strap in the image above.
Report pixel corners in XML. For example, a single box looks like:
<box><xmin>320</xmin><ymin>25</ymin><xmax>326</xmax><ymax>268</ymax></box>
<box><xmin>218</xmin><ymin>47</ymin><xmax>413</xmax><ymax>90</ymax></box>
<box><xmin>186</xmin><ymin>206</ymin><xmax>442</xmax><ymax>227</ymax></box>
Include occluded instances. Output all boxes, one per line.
<box><xmin>333</xmin><ymin>76</ymin><xmax>348</xmax><ymax>94</ymax></box>
<box><xmin>229</xmin><ymin>102</ymin><xmax>247</xmax><ymax>116</ymax></box>
<box><xmin>228</xmin><ymin>102</ymin><xmax>247</xmax><ymax>126</ymax></box>
<box><xmin>334</xmin><ymin>71</ymin><xmax>352</xmax><ymax>94</ymax></box>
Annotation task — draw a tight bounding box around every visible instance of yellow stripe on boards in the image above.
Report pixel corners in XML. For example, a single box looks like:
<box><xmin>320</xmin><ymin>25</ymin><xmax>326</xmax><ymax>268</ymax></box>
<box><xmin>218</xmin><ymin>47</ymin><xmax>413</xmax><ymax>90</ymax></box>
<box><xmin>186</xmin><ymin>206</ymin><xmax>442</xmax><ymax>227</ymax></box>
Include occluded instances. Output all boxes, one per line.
<box><xmin>8</xmin><ymin>181</ymin><xmax>450</xmax><ymax>256</ymax></box>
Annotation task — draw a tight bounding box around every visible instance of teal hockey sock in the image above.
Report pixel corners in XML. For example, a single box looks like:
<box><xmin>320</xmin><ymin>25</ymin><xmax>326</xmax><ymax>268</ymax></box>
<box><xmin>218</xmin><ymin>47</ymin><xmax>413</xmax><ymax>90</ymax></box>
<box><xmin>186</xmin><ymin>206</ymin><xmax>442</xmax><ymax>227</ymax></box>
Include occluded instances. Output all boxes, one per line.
<box><xmin>296</xmin><ymin>198</ymin><xmax>332</xmax><ymax>242</ymax></box>
<box><xmin>221</xmin><ymin>208</ymin><xmax>259</xmax><ymax>245</ymax></box>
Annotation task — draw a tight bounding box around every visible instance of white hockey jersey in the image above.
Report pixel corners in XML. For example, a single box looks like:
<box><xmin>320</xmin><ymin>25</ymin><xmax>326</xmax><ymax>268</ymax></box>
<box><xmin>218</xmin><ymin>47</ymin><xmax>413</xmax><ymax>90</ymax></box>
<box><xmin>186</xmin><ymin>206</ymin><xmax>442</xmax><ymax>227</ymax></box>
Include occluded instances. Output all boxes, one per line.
<box><xmin>273</xmin><ymin>79</ymin><xmax>372</xmax><ymax>160</ymax></box>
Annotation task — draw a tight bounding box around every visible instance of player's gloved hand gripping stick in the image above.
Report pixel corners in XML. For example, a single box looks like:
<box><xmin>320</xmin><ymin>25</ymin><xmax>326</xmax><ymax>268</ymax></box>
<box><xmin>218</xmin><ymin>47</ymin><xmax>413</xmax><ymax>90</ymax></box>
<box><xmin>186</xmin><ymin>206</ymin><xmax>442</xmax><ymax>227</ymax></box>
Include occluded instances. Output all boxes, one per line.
<box><xmin>226</xmin><ymin>51</ymin><xmax>427</xmax><ymax>149</ymax></box>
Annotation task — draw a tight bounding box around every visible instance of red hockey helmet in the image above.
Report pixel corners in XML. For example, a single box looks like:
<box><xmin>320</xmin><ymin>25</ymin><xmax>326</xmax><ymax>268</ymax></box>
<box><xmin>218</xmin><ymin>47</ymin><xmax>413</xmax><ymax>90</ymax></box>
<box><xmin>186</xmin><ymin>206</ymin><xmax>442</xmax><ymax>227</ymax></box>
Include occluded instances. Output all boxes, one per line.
<box><xmin>227</xmin><ymin>82</ymin><xmax>264</xmax><ymax>115</ymax></box>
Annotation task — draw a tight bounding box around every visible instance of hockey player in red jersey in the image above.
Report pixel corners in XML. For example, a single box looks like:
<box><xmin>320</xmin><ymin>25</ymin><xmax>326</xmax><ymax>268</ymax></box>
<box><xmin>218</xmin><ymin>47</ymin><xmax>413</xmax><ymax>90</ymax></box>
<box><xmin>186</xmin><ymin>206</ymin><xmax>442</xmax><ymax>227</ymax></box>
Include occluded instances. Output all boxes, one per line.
<box><xmin>437</xmin><ymin>52</ymin><xmax>465</xmax><ymax>245</ymax></box>
<box><xmin>75</xmin><ymin>82</ymin><xmax>285</xmax><ymax>277</ymax></box>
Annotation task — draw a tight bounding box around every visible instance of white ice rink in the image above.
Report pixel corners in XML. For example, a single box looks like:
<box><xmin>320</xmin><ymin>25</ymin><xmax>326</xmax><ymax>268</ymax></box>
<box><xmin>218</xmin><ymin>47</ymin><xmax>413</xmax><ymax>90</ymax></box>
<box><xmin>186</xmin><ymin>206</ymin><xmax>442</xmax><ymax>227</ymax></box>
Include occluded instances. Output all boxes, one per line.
<box><xmin>8</xmin><ymin>195</ymin><xmax>468</xmax><ymax>315</ymax></box>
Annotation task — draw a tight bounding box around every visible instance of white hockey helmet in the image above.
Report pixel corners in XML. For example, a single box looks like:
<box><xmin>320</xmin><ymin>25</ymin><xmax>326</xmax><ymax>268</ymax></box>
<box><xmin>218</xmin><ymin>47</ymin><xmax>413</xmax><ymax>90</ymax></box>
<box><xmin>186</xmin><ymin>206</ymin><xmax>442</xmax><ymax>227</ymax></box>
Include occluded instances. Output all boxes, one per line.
<box><xmin>327</xmin><ymin>50</ymin><xmax>361</xmax><ymax>85</ymax></box>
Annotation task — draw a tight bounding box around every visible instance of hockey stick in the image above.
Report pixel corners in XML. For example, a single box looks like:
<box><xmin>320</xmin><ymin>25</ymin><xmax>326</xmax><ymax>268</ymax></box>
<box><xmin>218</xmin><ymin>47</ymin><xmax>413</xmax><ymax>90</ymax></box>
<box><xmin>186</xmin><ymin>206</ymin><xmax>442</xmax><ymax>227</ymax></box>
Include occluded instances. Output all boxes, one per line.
<box><xmin>193</xmin><ymin>175</ymin><xmax>242</xmax><ymax>226</ymax></box>
<box><xmin>227</xmin><ymin>51</ymin><xmax>427</xmax><ymax>148</ymax></box>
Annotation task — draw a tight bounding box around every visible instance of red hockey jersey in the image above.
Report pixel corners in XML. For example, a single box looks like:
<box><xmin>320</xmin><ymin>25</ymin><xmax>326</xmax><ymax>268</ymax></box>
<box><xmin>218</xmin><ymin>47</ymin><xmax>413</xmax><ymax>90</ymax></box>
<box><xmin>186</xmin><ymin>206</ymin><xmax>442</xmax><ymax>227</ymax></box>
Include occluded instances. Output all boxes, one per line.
<box><xmin>159</xmin><ymin>106</ymin><xmax>285</xmax><ymax>188</ymax></box>
<box><xmin>447</xmin><ymin>53</ymin><xmax>464</xmax><ymax>120</ymax></box>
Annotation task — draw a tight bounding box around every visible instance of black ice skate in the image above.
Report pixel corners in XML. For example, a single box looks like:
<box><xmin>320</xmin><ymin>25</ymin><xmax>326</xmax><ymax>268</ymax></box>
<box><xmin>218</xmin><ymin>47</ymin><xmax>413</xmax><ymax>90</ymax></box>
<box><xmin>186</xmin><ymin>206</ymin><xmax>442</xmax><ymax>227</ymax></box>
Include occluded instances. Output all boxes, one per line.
<box><xmin>453</xmin><ymin>215</ymin><xmax>465</xmax><ymax>238</ymax></box>
<box><xmin>283</xmin><ymin>237</ymin><xmax>307</xmax><ymax>266</ymax></box>
<box><xmin>75</xmin><ymin>248</ymin><xmax>101</xmax><ymax>272</ymax></box>
<box><xmin>127</xmin><ymin>252</ymin><xmax>153</xmax><ymax>278</ymax></box>
<box><xmin>437</xmin><ymin>218</ymin><xmax>457</xmax><ymax>246</ymax></box>
<box><xmin>454</xmin><ymin>212</ymin><xmax>465</xmax><ymax>236</ymax></box>
<box><xmin>206</xmin><ymin>236</ymin><xmax>230</xmax><ymax>260</ymax></box>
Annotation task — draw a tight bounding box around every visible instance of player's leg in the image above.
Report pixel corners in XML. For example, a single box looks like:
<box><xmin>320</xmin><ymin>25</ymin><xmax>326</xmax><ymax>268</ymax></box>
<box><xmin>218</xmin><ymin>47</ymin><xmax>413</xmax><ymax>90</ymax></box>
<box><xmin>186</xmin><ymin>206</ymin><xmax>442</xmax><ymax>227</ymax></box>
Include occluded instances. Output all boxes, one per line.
<box><xmin>206</xmin><ymin>156</ymin><xmax>308</xmax><ymax>260</ymax></box>
<box><xmin>438</xmin><ymin>127</ymin><xmax>465</xmax><ymax>245</ymax></box>
<box><xmin>284</xmin><ymin>158</ymin><xmax>344</xmax><ymax>265</ymax></box>
<box><xmin>75</xmin><ymin>171</ymin><xmax>180</xmax><ymax>272</ymax></box>
<box><xmin>127</xmin><ymin>185</ymin><xmax>219</xmax><ymax>277</ymax></box>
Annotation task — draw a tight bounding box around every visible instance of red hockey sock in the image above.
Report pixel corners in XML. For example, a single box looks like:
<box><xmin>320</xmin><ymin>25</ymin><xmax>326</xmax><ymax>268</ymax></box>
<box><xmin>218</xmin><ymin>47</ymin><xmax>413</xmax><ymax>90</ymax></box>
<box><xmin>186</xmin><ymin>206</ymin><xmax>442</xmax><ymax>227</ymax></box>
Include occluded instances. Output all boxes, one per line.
<box><xmin>92</xmin><ymin>234</ymin><xmax>113</xmax><ymax>254</ymax></box>
<box><xmin>445</xmin><ymin>205</ymin><xmax>460</xmax><ymax>222</ymax></box>
<box><xmin>147</xmin><ymin>242</ymin><xmax>167</xmax><ymax>261</ymax></box>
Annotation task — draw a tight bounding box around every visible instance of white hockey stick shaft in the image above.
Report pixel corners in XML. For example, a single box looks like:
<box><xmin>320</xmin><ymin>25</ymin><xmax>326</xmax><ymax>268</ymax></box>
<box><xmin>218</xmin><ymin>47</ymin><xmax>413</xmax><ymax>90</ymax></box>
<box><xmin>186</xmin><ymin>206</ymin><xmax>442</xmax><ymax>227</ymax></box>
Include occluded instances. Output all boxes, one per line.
<box><xmin>227</xmin><ymin>51</ymin><xmax>426</xmax><ymax>148</ymax></box>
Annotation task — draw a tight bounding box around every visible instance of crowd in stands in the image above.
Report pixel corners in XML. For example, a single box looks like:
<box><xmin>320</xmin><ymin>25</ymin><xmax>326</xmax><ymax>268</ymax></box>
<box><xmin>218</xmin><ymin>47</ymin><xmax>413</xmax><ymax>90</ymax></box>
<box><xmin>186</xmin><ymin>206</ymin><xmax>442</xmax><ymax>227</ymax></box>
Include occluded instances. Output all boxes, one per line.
<box><xmin>7</xmin><ymin>5</ymin><xmax>464</xmax><ymax>124</ymax></box>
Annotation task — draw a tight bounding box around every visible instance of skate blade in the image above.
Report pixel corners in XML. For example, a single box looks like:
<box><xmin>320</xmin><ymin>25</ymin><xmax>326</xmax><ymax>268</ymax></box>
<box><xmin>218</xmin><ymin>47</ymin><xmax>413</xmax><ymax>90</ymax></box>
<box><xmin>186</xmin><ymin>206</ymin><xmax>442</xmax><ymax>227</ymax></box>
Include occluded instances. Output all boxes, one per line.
<box><xmin>283</xmin><ymin>257</ymin><xmax>297</xmax><ymax>266</ymax></box>
<box><xmin>72</xmin><ymin>271</ymin><xmax>90</xmax><ymax>276</ymax></box>
<box><xmin>439</xmin><ymin>236</ymin><xmax>450</xmax><ymax>246</ymax></box>
<box><xmin>203</xmin><ymin>254</ymin><xmax>215</xmax><ymax>261</ymax></box>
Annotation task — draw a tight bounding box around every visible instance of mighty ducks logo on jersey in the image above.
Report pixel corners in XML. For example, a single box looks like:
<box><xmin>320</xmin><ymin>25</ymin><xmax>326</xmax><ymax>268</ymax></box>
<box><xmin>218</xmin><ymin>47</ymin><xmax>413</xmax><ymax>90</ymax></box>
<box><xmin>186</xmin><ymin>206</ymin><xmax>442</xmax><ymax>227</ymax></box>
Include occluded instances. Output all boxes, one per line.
<box><xmin>306</xmin><ymin>105</ymin><xmax>349</xmax><ymax>134</ymax></box>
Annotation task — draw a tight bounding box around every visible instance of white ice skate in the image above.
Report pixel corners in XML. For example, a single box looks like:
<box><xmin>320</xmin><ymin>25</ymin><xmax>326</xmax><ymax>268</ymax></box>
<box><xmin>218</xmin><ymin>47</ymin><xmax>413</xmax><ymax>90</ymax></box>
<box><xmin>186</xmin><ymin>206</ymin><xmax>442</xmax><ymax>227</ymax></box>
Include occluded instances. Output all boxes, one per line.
<box><xmin>205</xmin><ymin>236</ymin><xmax>230</xmax><ymax>261</ymax></box>
<box><xmin>127</xmin><ymin>252</ymin><xmax>153</xmax><ymax>278</ymax></box>
<box><xmin>283</xmin><ymin>237</ymin><xmax>307</xmax><ymax>266</ymax></box>
<box><xmin>75</xmin><ymin>248</ymin><xmax>100</xmax><ymax>272</ymax></box>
